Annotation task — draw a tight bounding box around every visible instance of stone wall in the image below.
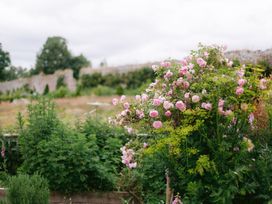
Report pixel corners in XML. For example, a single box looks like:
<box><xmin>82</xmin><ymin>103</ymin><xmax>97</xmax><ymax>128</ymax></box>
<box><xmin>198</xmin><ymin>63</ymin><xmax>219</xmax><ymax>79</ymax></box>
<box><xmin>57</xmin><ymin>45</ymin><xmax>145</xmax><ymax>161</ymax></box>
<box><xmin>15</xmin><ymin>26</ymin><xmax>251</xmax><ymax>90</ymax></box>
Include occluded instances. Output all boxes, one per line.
<box><xmin>0</xmin><ymin>63</ymin><xmax>154</xmax><ymax>94</ymax></box>
<box><xmin>1</xmin><ymin>47</ymin><xmax>272</xmax><ymax>95</ymax></box>
<box><xmin>50</xmin><ymin>191</ymin><xmax>137</xmax><ymax>204</ymax></box>
<box><xmin>0</xmin><ymin>69</ymin><xmax>76</xmax><ymax>94</ymax></box>
<box><xmin>0</xmin><ymin>189</ymin><xmax>138</xmax><ymax>204</ymax></box>
<box><xmin>79</xmin><ymin>63</ymin><xmax>154</xmax><ymax>76</ymax></box>
<box><xmin>225</xmin><ymin>48</ymin><xmax>272</xmax><ymax>64</ymax></box>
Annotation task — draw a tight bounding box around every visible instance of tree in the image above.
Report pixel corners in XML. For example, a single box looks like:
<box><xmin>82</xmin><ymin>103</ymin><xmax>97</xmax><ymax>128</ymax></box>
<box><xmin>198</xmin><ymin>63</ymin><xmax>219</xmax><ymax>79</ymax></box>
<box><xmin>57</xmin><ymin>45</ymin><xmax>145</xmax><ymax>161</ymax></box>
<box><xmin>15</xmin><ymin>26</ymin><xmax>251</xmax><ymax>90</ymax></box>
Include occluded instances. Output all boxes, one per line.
<box><xmin>69</xmin><ymin>54</ymin><xmax>91</xmax><ymax>79</ymax></box>
<box><xmin>0</xmin><ymin>43</ymin><xmax>11</xmax><ymax>81</ymax></box>
<box><xmin>4</xmin><ymin>66</ymin><xmax>30</xmax><ymax>81</ymax></box>
<box><xmin>100</xmin><ymin>59</ymin><xmax>107</xmax><ymax>67</ymax></box>
<box><xmin>35</xmin><ymin>36</ymin><xmax>72</xmax><ymax>74</ymax></box>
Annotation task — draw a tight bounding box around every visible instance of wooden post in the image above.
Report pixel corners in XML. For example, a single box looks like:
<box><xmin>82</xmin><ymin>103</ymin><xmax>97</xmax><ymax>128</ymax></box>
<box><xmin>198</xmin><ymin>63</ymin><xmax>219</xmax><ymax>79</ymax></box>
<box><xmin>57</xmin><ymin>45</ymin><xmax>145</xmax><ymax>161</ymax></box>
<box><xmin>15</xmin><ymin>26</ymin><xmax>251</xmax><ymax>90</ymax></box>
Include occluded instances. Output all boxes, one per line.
<box><xmin>166</xmin><ymin>169</ymin><xmax>173</xmax><ymax>204</ymax></box>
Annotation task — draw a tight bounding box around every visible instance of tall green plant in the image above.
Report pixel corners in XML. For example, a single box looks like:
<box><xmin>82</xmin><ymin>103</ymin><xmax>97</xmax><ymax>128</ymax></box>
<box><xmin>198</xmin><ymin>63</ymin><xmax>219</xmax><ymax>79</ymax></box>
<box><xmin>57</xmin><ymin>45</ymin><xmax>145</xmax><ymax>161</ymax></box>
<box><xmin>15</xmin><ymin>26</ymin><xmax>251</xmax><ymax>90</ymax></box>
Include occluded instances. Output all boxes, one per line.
<box><xmin>7</xmin><ymin>174</ymin><xmax>49</xmax><ymax>204</ymax></box>
<box><xmin>19</xmin><ymin>99</ymin><xmax>125</xmax><ymax>194</ymax></box>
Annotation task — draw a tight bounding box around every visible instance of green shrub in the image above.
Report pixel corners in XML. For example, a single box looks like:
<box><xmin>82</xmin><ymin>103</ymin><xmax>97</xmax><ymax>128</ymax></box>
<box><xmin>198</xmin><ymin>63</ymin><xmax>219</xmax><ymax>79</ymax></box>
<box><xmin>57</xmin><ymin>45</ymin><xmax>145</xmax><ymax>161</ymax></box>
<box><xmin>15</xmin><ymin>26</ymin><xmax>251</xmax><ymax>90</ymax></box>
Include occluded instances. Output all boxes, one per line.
<box><xmin>27</xmin><ymin>130</ymin><xmax>102</xmax><ymax>193</ymax></box>
<box><xmin>92</xmin><ymin>85</ymin><xmax>115</xmax><ymax>96</ymax></box>
<box><xmin>7</xmin><ymin>174</ymin><xmax>49</xmax><ymax>204</ymax></box>
<box><xmin>75</xmin><ymin>84</ymin><xmax>82</xmax><ymax>96</ymax></box>
<box><xmin>50</xmin><ymin>86</ymin><xmax>70</xmax><ymax>98</ymax></box>
<box><xmin>0</xmin><ymin>198</ymin><xmax>8</xmax><ymax>204</ymax></box>
<box><xmin>123</xmin><ymin>67</ymin><xmax>155</xmax><ymax>89</ymax></box>
<box><xmin>258</xmin><ymin>58</ymin><xmax>272</xmax><ymax>77</ymax></box>
<box><xmin>80</xmin><ymin>117</ymin><xmax>127</xmax><ymax>190</ymax></box>
<box><xmin>115</xmin><ymin>86</ymin><xmax>124</xmax><ymax>96</ymax></box>
<box><xmin>103</xmin><ymin>73</ymin><xmax>122</xmax><ymax>87</ymax></box>
<box><xmin>19</xmin><ymin>99</ymin><xmax>125</xmax><ymax>194</ymax></box>
<box><xmin>81</xmin><ymin>73</ymin><xmax>104</xmax><ymax>88</ymax></box>
<box><xmin>56</xmin><ymin>75</ymin><xmax>66</xmax><ymax>89</ymax></box>
<box><xmin>43</xmin><ymin>84</ymin><xmax>49</xmax><ymax>95</ymax></box>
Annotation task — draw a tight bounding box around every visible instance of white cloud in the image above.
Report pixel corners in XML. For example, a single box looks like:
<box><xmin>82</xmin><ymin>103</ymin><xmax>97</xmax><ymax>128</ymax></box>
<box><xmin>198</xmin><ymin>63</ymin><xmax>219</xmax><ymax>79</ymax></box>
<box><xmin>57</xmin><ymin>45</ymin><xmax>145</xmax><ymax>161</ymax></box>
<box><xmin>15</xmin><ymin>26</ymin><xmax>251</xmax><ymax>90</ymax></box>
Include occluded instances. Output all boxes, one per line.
<box><xmin>0</xmin><ymin>0</ymin><xmax>272</xmax><ymax>68</ymax></box>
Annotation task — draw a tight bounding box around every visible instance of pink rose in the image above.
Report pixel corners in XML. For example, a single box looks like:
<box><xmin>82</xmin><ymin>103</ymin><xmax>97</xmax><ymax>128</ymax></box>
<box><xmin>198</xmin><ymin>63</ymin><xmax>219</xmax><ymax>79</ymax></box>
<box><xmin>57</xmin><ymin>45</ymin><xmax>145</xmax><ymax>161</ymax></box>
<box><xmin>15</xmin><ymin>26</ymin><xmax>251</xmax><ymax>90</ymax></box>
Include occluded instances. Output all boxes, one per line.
<box><xmin>165</xmin><ymin>111</ymin><xmax>172</xmax><ymax>117</ymax></box>
<box><xmin>141</xmin><ymin>93</ymin><xmax>148</xmax><ymax>101</ymax></box>
<box><xmin>164</xmin><ymin>70</ymin><xmax>173</xmax><ymax>79</ymax></box>
<box><xmin>160</xmin><ymin>61</ymin><xmax>171</xmax><ymax>67</ymax></box>
<box><xmin>192</xmin><ymin>95</ymin><xmax>200</xmax><ymax>103</ymax></box>
<box><xmin>182</xmin><ymin>81</ymin><xmax>190</xmax><ymax>89</ymax></box>
<box><xmin>180</xmin><ymin>59</ymin><xmax>188</xmax><ymax>66</ymax></box>
<box><xmin>232</xmin><ymin>117</ymin><xmax>237</xmax><ymax>125</ymax></box>
<box><xmin>179</xmin><ymin>66</ymin><xmax>188</xmax><ymax>76</ymax></box>
<box><xmin>218</xmin><ymin>99</ymin><xmax>224</xmax><ymax>107</ymax></box>
<box><xmin>184</xmin><ymin>92</ymin><xmax>190</xmax><ymax>100</ymax></box>
<box><xmin>1</xmin><ymin>145</ymin><xmax>5</xmax><ymax>159</ymax></box>
<box><xmin>227</xmin><ymin>61</ymin><xmax>233</xmax><ymax>67</ymax></box>
<box><xmin>248</xmin><ymin>113</ymin><xmax>254</xmax><ymax>127</ymax></box>
<box><xmin>188</xmin><ymin>63</ymin><xmax>194</xmax><ymax>69</ymax></box>
<box><xmin>236</xmin><ymin>87</ymin><xmax>244</xmax><ymax>95</ymax></box>
<box><xmin>218</xmin><ymin>107</ymin><xmax>225</xmax><ymax>115</ymax></box>
<box><xmin>236</xmin><ymin>69</ymin><xmax>245</xmax><ymax>78</ymax></box>
<box><xmin>123</xmin><ymin>102</ymin><xmax>130</xmax><ymax>109</ymax></box>
<box><xmin>126</xmin><ymin>127</ymin><xmax>133</xmax><ymax>134</ymax></box>
<box><xmin>153</xmin><ymin>121</ymin><xmax>162</xmax><ymax>129</ymax></box>
<box><xmin>135</xmin><ymin>95</ymin><xmax>141</xmax><ymax>101</ymax></box>
<box><xmin>153</xmin><ymin>98</ymin><xmax>162</xmax><ymax>106</ymax></box>
<box><xmin>167</xmin><ymin>90</ymin><xmax>173</xmax><ymax>96</ymax></box>
<box><xmin>163</xmin><ymin>101</ymin><xmax>174</xmax><ymax>110</ymax></box>
<box><xmin>162</xmin><ymin>83</ymin><xmax>167</xmax><ymax>90</ymax></box>
<box><xmin>152</xmin><ymin>64</ymin><xmax>159</xmax><ymax>71</ymax></box>
<box><xmin>224</xmin><ymin>110</ymin><xmax>233</xmax><ymax>116</ymax></box>
<box><xmin>172</xmin><ymin>197</ymin><xmax>182</xmax><ymax>204</ymax></box>
<box><xmin>259</xmin><ymin>78</ymin><xmax>267</xmax><ymax>90</ymax></box>
<box><xmin>136</xmin><ymin>109</ymin><xmax>144</xmax><ymax>119</ymax></box>
<box><xmin>112</xmin><ymin>98</ymin><xmax>118</xmax><ymax>106</ymax></box>
<box><xmin>128</xmin><ymin>162</ymin><xmax>137</xmax><ymax>169</ymax></box>
<box><xmin>143</xmin><ymin>142</ymin><xmax>148</xmax><ymax>148</ymax></box>
<box><xmin>196</xmin><ymin>58</ymin><xmax>207</xmax><ymax>68</ymax></box>
<box><xmin>120</xmin><ymin>95</ymin><xmax>126</xmax><ymax>102</ymax></box>
<box><xmin>238</xmin><ymin>78</ymin><xmax>247</xmax><ymax>86</ymax></box>
<box><xmin>204</xmin><ymin>51</ymin><xmax>209</xmax><ymax>57</ymax></box>
<box><xmin>185</xmin><ymin>73</ymin><xmax>193</xmax><ymax>80</ymax></box>
<box><xmin>204</xmin><ymin>103</ymin><xmax>212</xmax><ymax>110</ymax></box>
<box><xmin>176</xmin><ymin>77</ymin><xmax>183</xmax><ymax>86</ymax></box>
<box><xmin>201</xmin><ymin>102</ymin><xmax>212</xmax><ymax>111</ymax></box>
<box><xmin>175</xmin><ymin>101</ymin><xmax>186</xmax><ymax>111</ymax></box>
<box><xmin>121</xmin><ymin>110</ymin><xmax>128</xmax><ymax>116</ymax></box>
<box><xmin>149</xmin><ymin>110</ymin><xmax>159</xmax><ymax>118</ymax></box>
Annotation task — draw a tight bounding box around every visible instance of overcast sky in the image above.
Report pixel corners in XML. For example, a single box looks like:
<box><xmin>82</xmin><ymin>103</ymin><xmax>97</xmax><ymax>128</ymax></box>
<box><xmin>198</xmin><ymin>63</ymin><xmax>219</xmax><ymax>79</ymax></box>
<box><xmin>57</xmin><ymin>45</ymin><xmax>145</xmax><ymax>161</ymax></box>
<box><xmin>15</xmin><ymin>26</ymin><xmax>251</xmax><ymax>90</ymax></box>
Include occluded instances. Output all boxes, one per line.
<box><xmin>0</xmin><ymin>0</ymin><xmax>272</xmax><ymax>68</ymax></box>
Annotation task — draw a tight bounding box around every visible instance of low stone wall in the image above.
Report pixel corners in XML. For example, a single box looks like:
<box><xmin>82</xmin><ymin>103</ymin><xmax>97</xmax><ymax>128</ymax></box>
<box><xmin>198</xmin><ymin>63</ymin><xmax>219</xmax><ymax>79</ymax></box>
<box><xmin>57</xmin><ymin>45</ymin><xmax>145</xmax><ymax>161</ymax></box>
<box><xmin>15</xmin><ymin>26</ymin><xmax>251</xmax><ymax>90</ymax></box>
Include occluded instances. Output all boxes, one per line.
<box><xmin>0</xmin><ymin>189</ymin><xmax>137</xmax><ymax>204</ymax></box>
<box><xmin>79</xmin><ymin>63</ymin><xmax>154</xmax><ymax>76</ymax></box>
<box><xmin>0</xmin><ymin>69</ymin><xmax>76</xmax><ymax>94</ymax></box>
<box><xmin>51</xmin><ymin>192</ymin><xmax>134</xmax><ymax>204</ymax></box>
<box><xmin>0</xmin><ymin>63</ymin><xmax>154</xmax><ymax>95</ymax></box>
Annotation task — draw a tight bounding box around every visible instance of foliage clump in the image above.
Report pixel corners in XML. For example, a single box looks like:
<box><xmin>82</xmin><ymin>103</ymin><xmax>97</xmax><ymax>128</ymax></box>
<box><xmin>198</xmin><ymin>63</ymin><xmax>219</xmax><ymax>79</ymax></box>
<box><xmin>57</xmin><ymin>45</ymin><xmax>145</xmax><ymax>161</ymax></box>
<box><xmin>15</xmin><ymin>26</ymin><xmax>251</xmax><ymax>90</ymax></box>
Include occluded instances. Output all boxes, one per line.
<box><xmin>113</xmin><ymin>44</ymin><xmax>272</xmax><ymax>203</ymax></box>
<box><xmin>7</xmin><ymin>174</ymin><xmax>49</xmax><ymax>204</ymax></box>
<box><xmin>18</xmin><ymin>98</ymin><xmax>125</xmax><ymax>194</ymax></box>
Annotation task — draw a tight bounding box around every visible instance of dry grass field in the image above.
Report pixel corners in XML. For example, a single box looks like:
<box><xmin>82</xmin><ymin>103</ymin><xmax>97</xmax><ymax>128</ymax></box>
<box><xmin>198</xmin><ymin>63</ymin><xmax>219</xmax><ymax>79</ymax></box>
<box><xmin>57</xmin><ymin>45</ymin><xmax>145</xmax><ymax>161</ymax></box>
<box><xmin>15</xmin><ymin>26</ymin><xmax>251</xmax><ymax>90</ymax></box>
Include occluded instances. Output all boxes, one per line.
<box><xmin>0</xmin><ymin>96</ymin><xmax>122</xmax><ymax>130</ymax></box>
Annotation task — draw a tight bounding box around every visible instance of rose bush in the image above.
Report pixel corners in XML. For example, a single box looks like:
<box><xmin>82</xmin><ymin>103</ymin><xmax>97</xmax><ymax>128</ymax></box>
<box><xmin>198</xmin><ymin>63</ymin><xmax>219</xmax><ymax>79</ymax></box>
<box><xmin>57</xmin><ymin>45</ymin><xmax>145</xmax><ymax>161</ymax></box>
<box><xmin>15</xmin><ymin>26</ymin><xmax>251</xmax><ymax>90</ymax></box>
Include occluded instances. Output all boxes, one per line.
<box><xmin>112</xmin><ymin>44</ymin><xmax>272</xmax><ymax>203</ymax></box>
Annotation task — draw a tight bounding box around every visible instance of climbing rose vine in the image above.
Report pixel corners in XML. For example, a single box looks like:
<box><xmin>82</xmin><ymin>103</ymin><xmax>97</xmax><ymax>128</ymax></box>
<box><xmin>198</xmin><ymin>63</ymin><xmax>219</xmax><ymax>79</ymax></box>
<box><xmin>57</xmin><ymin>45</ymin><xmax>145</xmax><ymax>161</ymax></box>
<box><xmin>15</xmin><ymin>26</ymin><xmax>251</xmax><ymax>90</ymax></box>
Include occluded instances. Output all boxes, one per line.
<box><xmin>112</xmin><ymin>44</ymin><xmax>268</xmax><ymax>134</ymax></box>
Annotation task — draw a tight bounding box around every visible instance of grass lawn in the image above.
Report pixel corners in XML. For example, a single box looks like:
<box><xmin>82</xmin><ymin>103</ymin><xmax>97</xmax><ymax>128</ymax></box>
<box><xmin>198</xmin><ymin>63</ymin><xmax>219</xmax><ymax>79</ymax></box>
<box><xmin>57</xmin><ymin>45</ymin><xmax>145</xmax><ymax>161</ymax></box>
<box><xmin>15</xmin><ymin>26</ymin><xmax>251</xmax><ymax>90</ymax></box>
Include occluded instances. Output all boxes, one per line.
<box><xmin>0</xmin><ymin>95</ymin><xmax>122</xmax><ymax>130</ymax></box>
